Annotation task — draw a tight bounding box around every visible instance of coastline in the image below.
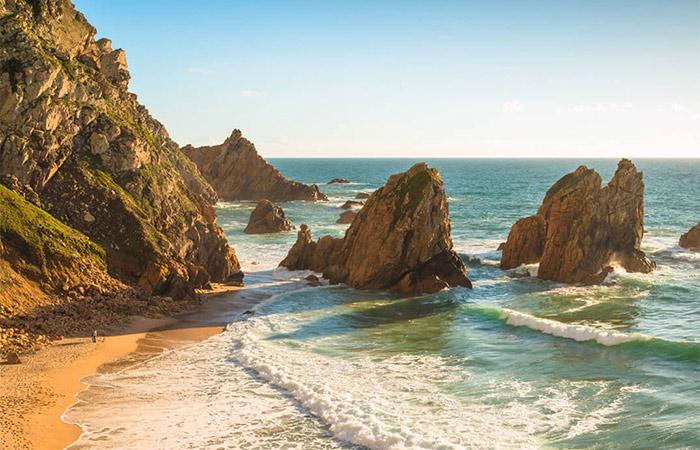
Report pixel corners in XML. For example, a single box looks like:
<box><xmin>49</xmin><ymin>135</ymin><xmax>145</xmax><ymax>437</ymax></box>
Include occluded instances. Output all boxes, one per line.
<box><xmin>0</xmin><ymin>282</ymin><xmax>271</xmax><ymax>450</ymax></box>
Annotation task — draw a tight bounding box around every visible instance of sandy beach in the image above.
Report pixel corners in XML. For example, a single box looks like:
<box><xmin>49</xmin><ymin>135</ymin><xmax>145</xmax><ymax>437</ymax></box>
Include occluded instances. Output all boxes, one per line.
<box><xmin>0</xmin><ymin>283</ymin><xmax>270</xmax><ymax>450</ymax></box>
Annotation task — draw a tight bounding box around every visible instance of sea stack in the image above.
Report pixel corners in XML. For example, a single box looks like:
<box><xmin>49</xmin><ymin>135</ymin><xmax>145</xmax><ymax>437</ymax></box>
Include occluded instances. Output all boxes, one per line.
<box><xmin>679</xmin><ymin>222</ymin><xmax>700</xmax><ymax>251</ymax></box>
<box><xmin>244</xmin><ymin>200</ymin><xmax>294</xmax><ymax>234</ymax></box>
<box><xmin>280</xmin><ymin>163</ymin><xmax>472</xmax><ymax>293</ymax></box>
<box><xmin>182</xmin><ymin>130</ymin><xmax>328</xmax><ymax>202</ymax></box>
<box><xmin>500</xmin><ymin>159</ymin><xmax>655</xmax><ymax>284</ymax></box>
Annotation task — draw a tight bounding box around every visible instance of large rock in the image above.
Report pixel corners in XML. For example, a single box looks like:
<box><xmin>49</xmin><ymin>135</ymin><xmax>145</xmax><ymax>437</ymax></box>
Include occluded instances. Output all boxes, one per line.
<box><xmin>280</xmin><ymin>163</ymin><xmax>472</xmax><ymax>293</ymax></box>
<box><xmin>336</xmin><ymin>210</ymin><xmax>357</xmax><ymax>224</ymax></box>
<box><xmin>500</xmin><ymin>159</ymin><xmax>655</xmax><ymax>283</ymax></box>
<box><xmin>182</xmin><ymin>130</ymin><xmax>327</xmax><ymax>202</ymax></box>
<box><xmin>244</xmin><ymin>200</ymin><xmax>294</xmax><ymax>234</ymax></box>
<box><xmin>679</xmin><ymin>222</ymin><xmax>700</xmax><ymax>251</ymax></box>
<box><xmin>0</xmin><ymin>0</ymin><xmax>243</xmax><ymax>308</ymax></box>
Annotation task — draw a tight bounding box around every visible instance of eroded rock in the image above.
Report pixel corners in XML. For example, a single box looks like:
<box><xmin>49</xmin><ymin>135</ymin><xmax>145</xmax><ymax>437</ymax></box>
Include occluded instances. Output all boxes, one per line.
<box><xmin>679</xmin><ymin>222</ymin><xmax>700</xmax><ymax>252</ymax></box>
<box><xmin>500</xmin><ymin>159</ymin><xmax>655</xmax><ymax>283</ymax></box>
<box><xmin>182</xmin><ymin>130</ymin><xmax>327</xmax><ymax>202</ymax></box>
<box><xmin>336</xmin><ymin>210</ymin><xmax>357</xmax><ymax>224</ymax></box>
<box><xmin>244</xmin><ymin>200</ymin><xmax>294</xmax><ymax>234</ymax></box>
<box><xmin>280</xmin><ymin>163</ymin><xmax>472</xmax><ymax>294</ymax></box>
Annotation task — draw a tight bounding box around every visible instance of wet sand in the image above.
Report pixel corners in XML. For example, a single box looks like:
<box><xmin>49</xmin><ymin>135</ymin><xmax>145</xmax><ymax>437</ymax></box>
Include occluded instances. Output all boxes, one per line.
<box><xmin>0</xmin><ymin>283</ymin><xmax>271</xmax><ymax>450</ymax></box>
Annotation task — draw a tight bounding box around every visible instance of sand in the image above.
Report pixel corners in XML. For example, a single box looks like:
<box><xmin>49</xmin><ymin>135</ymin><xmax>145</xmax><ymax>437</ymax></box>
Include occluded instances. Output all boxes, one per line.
<box><xmin>0</xmin><ymin>283</ymin><xmax>270</xmax><ymax>450</ymax></box>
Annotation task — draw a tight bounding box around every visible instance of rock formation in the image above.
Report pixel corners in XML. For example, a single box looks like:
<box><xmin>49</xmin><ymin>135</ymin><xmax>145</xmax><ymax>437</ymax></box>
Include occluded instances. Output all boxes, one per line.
<box><xmin>340</xmin><ymin>200</ymin><xmax>364</xmax><ymax>209</ymax></box>
<box><xmin>336</xmin><ymin>210</ymin><xmax>357</xmax><ymax>224</ymax></box>
<box><xmin>244</xmin><ymin>200</ymin><xmax>294</xmax><ymax>234</ymax></box>
<box><xmin>679</xmin><ymin>222</ymin><xmax>700</xmax><ymax>251</ymax></box>
<box><xmin>280</xmin><ymin>163</ymin><xmax>472</xmax><ymax>293</ymax></box>
<box><xmin>500</xmin><ymin>159</ymin><xmax>656</xmax><ymax>284</ymax></box>
<box><xmin>328</xmin><ymin>178</ymin><xmax>349</xmax><ymax>184</ymax></box>
<box><xmin>355</xmin><ymin>192</ymin><xmax>370</xmax><ymax>199</ymax></box>
<box><xmin>0</xmin><ymin>0</ymin><xmax>243</xmax><ymax>352</ymax></box>
<box><xmin>182</xmin><ymin>130</ymin><xmax>327</xmax><ymax>202</ymax></box>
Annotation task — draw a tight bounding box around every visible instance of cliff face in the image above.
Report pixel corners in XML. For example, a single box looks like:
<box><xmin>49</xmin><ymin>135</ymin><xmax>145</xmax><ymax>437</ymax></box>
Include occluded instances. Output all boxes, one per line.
<box><xmin>280</xmin><ymin>163</ymin><xmax>472</xmax><ymax>294</ymax></box>
<box><xmin>181</xmin><ymin>130</ymin><xmax>328</xmax><ymax>202</ymax></box>
<box><xmin>0</xmin><ymin>0</ymin><xmax>243</xmax><ymax>307</ymax></box>
<box><xmin>500</xmin><ymin>159</ymin><xmax>655</xmax><ymax>284</ymax></box>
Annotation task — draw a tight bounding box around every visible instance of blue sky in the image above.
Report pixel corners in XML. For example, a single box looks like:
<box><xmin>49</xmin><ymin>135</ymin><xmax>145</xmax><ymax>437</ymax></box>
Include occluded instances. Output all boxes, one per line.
<box><xmin>73</xmin><ymin>0</ymin><xmax>699</xmax><ymax>158</ymax></box>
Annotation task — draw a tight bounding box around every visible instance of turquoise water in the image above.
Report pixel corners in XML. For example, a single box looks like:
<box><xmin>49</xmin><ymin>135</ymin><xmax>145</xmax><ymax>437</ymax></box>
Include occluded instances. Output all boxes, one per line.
<box><xmin>65</xmin><ymin>159</ymin><xmax>699</xmax><ymax>449</ymax></box>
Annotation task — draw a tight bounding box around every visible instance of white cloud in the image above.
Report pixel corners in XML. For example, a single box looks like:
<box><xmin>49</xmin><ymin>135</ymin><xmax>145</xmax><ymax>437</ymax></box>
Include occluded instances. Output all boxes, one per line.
<box><xmin>670</xmin><ymin>102</ymin><xmax>687</xmax><ymax>111</ymax></box>
<box><xmin>571</xmin><ymin>103</ymin><xmax>632</xmax><ymax>113</ymax></box>
<box><xmin>240</xmin><ymin>90</ymin><xmax>266</xmax><ymax>97</ymax></box>
<box><xmin>187</xmin><ymin>67</ymin><xmax>214</xmax><ymax>75</ymax></box>
<box><xmin>503</xmin><ymin>99</ymin><xmax>525</xmax><ymax>112</ymax></box>
<box><xmin>266</xmin><ymin>135</ymin><xmax>289</xmax><ymax>146</ymax></box>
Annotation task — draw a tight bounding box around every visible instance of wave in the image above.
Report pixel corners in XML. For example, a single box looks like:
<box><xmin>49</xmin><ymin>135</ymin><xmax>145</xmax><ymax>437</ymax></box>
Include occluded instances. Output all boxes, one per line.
<box><xmin>466</xmin><ymin>306</ymin><xmax>699</xmax><ymax>362</ymax></box>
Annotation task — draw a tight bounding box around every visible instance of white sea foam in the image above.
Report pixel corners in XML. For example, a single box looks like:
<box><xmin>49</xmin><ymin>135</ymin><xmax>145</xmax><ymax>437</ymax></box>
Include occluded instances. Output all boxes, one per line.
<box><xmin>498</xmin><ymin>308</ymin><xmax>652</xmax><ymax>346</ymax></box>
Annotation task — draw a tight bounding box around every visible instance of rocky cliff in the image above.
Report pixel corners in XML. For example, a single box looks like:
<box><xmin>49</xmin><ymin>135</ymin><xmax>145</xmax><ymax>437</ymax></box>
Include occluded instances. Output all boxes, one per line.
<box><xmin>679</xmin><ymin>222</ymin><xmax>700</xmax><ymax>251</ymax></box>
<box><xmin>0</xmin><ymin>0</ymin><xmax>243</xmax><ymax>349</ymax></box>
<box><xmin>280</xmin><ymin>163</ymin><xmax>472</xmax><ymax>293</ymax></box>
<box><xmin>181</xmin><ymin>130</ymin><xmax>328</xmax><ymax>202</ymax></box>
<box><xmin>500</xmin><ymin>159</ymin><xmax>655</xmax><ymax>283</ymax></box>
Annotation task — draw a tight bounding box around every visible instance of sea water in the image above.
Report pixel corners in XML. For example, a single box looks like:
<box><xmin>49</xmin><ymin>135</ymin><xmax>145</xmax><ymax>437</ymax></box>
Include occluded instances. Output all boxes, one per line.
<box><xmin>63</xmin><ymin>159</ymin><xmax>700</xmax><ymax>449</ymax></box>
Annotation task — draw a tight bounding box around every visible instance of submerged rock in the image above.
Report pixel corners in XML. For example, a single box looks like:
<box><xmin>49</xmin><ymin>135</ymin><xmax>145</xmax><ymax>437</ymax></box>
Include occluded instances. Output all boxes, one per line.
<box><xmin>336</xmin><ymin>210</ymin><xmax>357</xmax><ymax>224</ymax></box>
<box><xmin>244</xmin><ymin>200</ymin><xmax>294</xmax><ymax>234</ymax></box>
<box><xmin>339</xmin><ymin>200</ymin><xmax>364</xmax><ymax>209</ymax></box>
<box><xmin>679</xmin><ymin>222</ymin><xmax>700</xmax><ymax>251</ymax></box>
<box><xmin>327</xmin><ymin>178</ymin><xmax>350</xmax><ymax>184</ymax></box>
<box><xmin>182</xmin><ymin>130</ymin><xmax>327</xmax><ymax>202</ymax></box>
<box><xmin>355</xmin><ymin>192</ymin><xmax>370</xmax><ymax>199</ymax></box>
<box><xmin>500</xmin><ymin>159</ymin><xmax>655</xmax><ymax>283</ymax></box>
<box><xmin>280</xmin><ymin>163</ymin><xmax>472</xmax><ymax>294</ymax></box>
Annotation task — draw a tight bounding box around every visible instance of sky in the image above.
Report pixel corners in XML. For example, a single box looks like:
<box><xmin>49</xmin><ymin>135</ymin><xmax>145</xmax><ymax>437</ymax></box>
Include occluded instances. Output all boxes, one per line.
<box><xmin>72</xmin><ymin>0</ymin><xmax>699</xmax><ymax>158</ymax></box>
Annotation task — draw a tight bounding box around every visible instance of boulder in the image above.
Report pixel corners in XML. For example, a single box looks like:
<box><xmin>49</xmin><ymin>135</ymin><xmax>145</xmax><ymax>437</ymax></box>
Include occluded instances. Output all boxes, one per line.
<box><xmin>339</xmin><ymin>200</ymin><xmax>364</xmax><ymax>210</ymax></box>
<box><xmin>679</xmin><ymin>222</ymin><xmax>700</xmax><ymax>251</ymax></box>
<box><xmin>280</xmin><ymin>163</ymin><xmax>472</xmax><ymax>294</ymax></box>
<box><xmin>328</xmin><ymin>178</ymin><xmax>350</xmax><ymax>184</ymax></box>
<box><xmin>6</xmin><ymin>351</ymin><xmax>21</xmax><ymax>364</ymax></box>
<box><xmin>336</xmin><ymin>210</ymin><xmax>357</xmax><ymax>224</ymax></box>
<box><xmin>244</xmin><ymin>200</ymin><xmax>294</xmax><ymax>234</ymax></box>
<box><xmin>182</xmin><ymin>130</ymin><xmax>327</xmax><ymax>202</ymax></box>
<box><xmin>500</xmin><ymin>159</ymin><xmax>655</xmax><ymax>283</ymax></box>
<box><xmin>355</xmin><ymin>192</ymin><xmax>370</xmax><ymax>199</ymax></box>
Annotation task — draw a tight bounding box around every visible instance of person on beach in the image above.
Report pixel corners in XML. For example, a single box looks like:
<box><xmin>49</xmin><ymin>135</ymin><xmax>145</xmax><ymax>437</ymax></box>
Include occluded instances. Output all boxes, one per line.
<box><xmin>92</xmin><ymin>329</ymin><xmax>97</xmax><ymax>343</ymax></box>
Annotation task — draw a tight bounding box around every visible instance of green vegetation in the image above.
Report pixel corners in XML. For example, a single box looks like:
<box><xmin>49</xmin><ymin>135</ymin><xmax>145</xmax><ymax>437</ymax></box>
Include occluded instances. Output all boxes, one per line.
<box><xmin>0</xmin><ymin>185</ymin><xmax>106</xmax><ymax>267</ymax></box>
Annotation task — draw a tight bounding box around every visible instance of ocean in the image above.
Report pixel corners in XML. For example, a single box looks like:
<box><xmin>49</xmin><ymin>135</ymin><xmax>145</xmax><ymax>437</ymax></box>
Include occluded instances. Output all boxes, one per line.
<box><xmin>63</xmin><ymin>159</ymin><xmax>699</xmax><ymax>449</ymax></box>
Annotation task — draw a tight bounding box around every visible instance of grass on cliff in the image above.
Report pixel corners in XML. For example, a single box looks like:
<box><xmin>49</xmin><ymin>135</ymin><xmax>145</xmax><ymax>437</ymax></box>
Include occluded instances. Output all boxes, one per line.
<box><xmin>0</xmin><ymin>185</ymin><xmax>106</xmax><ymax>267</ymax></box>
<box><xmin>392</xmin><ymin>170</ymin><xmax>440</xmax><ymax>223</ymax></box>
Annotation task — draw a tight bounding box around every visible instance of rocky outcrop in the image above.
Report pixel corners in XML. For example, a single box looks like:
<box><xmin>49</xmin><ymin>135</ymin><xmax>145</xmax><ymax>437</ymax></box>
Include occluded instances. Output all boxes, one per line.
<box><xmin>328</xmin><ymin>178</ymin><xmax>349</xmax><ymax>184</ymax></box>
<box><xmin>340</xmin><ymin>200</ymin><xmax>364</xmax><ymax>209</ymax></box>
<box><xmin>500</xmin><ymin>159</ymin><xmax>655</xmax><ymax>283</ymax></box>
<box><xmin>355</xmin><ymin>192</ymin><xmax>370</xmax><ymax>199</ymax></box>
<box><xmin>0</xmin><ymin>0</ymin><xmax>243</xmax><ymax>350</ymax></box>
<box><xmin>679</xmin><ymin>222</ymin><xmax>700</xmax><ymax>251</ymax></box>
<box><xmin>244</xmin><ymin>200</ymin><xmax>294</xmax><ymax>234</ymax></box>
<box><xmin>280</xmin><ymin>163</ymin><xmax>472</xmax><ymax>293</ymax></box>
<box><xmin>181</xmin><ymin>130</ymin><xmax>327</xmax><ymax>202</ymax></box>
<box><xmin>336</xmin><ymin>210</ymin><xmax>357</xmax><ymax>224</ymax></box>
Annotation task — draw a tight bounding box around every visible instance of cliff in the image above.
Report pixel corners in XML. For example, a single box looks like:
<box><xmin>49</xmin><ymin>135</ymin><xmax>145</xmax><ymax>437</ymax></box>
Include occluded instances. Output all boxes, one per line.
<box><xmin>500</xmin><ymin>159</ymin><xmax>655</xmax><ymax>284</ymax></box>
<box><xmin>181</xmin><ymin>130</ymin><xmax>328</xmax><ymax>202</ymax></box>
<box><xmin>280</xmin><ymin>163</ymin><xmax>472</xmax><ymax>293</ymax></box>
<box><xmin>0</xmin><ymin>0</ymin><xmax>242</xmax><ymax>350</ymax></box>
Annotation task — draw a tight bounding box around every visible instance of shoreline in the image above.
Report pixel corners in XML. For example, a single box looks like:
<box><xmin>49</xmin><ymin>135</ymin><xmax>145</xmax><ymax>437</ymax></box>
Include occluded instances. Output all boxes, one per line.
<box><xmin>0</xmin><ymin>282</ymin><xmax>274</xmax><ymax>450</ymax></box>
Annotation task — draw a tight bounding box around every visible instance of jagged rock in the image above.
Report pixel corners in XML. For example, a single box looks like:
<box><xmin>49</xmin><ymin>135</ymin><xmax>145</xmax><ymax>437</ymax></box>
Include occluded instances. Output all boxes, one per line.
<box><xmin>339</xmin><ymin>200</ymin><xmax>364</xmax><ymax>209</ymax></box>
<box><xmin>496</xmin><ymin>242</ymin><xmax>506</xmax><ymax>251</ymax></box>
<box><xmin>336</xmin><ymin>210</ymin><xmax>357</xmax><ymax>224</ymax></box>
<box><xmin>679</xmin><ymin>222</ymin><xmax>700</xmax><ymax>251</ymax></box>
<box><xmin>280</xmin><ymin>163</ymin><xmax>472</xmax><ymax>294</ymax></box>
<box><xmin>328</xmin><ymin>178</ymin><xmax>350</xmax><ymax>184</ymax></box>
<box><xmin>0</xmin><ymin>0</ymin><xmax>242</xmax><ymax>312</ymax></box>
<box><xmin>500</xmin><ymin>159</ymin><xmax>655</xmax><ymax>283</ymax></box>
<box><xmin>182</xmin><ymin>130</ymin><xmax>327</xmax><ymax>202</ymax></box>
<box><xmin>355</xmin><ymin>192</ymin><xmax>370</xmax><ymax>199</ymax></box>
<box><xmin>244</xmin><ymin>200</ymin><xmax>294</xmax><ymax>234</ymax></box>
